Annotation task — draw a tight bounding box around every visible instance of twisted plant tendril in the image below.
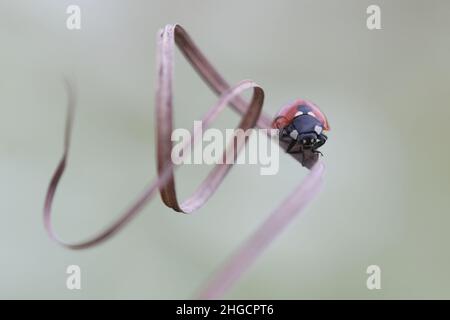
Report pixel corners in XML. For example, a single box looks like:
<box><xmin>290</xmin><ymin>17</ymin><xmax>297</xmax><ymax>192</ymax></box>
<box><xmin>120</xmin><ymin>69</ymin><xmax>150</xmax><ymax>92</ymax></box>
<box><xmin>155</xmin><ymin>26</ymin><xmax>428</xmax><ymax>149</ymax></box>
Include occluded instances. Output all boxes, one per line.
<box><xmin>44</xmin><ymin>24</ymin><xmax>325</xmax><ymax>298</ymax></box>
<box><xmin>197</xmin><ymin>161</ymin><xmax>324</xmax><ymax>299</ymax></box>
<box><xmin>44</xmin><ymin>78</ymin><xmax>263</xmax><ymax>248</ymax></box>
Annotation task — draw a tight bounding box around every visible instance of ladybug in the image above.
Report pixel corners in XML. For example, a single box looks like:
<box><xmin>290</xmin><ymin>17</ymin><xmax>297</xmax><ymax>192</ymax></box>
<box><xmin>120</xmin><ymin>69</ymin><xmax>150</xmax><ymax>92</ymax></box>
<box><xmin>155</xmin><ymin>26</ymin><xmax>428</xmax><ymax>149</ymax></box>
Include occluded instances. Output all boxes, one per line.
<box><xmin>272</xmin><ymin>99</ymin><xmax>330</xmax><ymax>156</ymax></box>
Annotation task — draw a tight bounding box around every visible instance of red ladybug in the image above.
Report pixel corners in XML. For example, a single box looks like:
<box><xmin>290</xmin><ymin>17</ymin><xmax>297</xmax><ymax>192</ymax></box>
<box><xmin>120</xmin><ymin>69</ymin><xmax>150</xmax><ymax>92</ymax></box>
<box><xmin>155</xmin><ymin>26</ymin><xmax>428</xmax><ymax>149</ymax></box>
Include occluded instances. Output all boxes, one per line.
<box><xmin>272</xmin><ymin>99</ymin><xmax>330</xmax><ymax>155</ymax></box>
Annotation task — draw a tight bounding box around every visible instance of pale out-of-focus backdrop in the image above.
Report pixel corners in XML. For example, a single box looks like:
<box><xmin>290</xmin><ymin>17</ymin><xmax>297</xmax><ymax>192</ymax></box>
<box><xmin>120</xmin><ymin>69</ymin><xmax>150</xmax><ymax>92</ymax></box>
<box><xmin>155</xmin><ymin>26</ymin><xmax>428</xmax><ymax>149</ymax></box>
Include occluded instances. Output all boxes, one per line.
<box><xmin>1</xmin><ymin>0</ymin><xmax>449</xmax><ymax>299</ymax></box>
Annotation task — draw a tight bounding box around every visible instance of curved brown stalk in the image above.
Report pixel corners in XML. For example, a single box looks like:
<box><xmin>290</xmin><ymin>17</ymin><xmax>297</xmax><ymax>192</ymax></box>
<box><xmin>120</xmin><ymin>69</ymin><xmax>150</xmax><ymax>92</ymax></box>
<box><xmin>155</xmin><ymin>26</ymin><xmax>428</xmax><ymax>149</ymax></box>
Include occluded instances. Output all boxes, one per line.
<box><xmin>196</xmin><ymin>161</ymin><xmax>324</xmax><ymax>299</ymax></box>
<box><xmin>43</xmin><ymin>24</ymin><xmax>325</xmax><ymax>298</ymax></box>
<box><xmin>44</xmin><ymin>79</ymin><xmax>263</xmax><ymax>249</ymax></box>
<box><xmin>168</xmin><ymin>25</ymin><xmax>319</xmax><ymax>169</ymax></box>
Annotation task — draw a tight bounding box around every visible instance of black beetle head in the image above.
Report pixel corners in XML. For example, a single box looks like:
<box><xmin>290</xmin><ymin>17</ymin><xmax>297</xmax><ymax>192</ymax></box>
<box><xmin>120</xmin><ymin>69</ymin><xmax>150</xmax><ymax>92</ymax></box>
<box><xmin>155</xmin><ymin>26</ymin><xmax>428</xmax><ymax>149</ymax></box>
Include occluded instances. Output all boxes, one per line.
<box><xmin>291</xmin><ymin>113</ymin><xmax>326</xmax><ymax>150</ymax></box>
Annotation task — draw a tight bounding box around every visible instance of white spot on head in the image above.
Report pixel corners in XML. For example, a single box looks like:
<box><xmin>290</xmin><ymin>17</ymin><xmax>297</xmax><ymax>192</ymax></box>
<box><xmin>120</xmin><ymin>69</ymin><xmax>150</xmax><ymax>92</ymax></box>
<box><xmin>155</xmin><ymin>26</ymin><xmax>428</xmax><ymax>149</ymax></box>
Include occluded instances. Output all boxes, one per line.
<box><xmin>308</xmin><ymin>111</ymin><xmax>316</xmax><ymax>117</ymax></box>
<box><xmin>294</xmin><ymin>111</ymin><xmax>303</xmax><ymax>117</ymax></box>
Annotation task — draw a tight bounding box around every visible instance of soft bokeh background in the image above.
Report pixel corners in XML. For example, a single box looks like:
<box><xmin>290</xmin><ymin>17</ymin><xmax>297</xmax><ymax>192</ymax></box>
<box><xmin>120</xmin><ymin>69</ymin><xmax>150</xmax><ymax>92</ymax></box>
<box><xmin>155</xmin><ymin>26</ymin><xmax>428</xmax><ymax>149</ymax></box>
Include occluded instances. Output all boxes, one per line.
<box><xmin>1</xmin><ymin>0</ymin><xmax>449</xmax><ymax>299</ymax></box>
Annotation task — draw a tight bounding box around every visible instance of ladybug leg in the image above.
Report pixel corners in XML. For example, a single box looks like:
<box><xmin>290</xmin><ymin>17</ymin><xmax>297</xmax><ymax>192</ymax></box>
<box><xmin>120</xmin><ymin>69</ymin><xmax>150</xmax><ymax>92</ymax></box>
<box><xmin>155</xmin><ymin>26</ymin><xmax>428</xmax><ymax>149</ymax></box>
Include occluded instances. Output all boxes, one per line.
<box><xmin>281</xmin><ymin>135</ymin><xmax>293</xmax><ymax>143</ymax></box>
<box><xmin>279</xmin><ymin>128</ymin><xmax>288</xmax><ymax>140</ymax></box>
<box><xmin>314</xmin><ymin>139</ymin><xmax>325</xmax><ymax>149</ymax></box>
<box><xmin>279</xmin><ymin>124</ymin><xmax>294</xmax><ymax>142</ymax></box>
<box><xmin>315</xmin><ymin>133</ymin><xmax>327</xmax><ymax>148</ymax></box>
<box><xmin>311</xmin><ymin>133</ymin><xmax>327</xmax><ymax>156</ymax></box>
<box><xmin>286</xmin><ymin>139</ymin><xmax>298</xmax><ymax>153</ymax></box>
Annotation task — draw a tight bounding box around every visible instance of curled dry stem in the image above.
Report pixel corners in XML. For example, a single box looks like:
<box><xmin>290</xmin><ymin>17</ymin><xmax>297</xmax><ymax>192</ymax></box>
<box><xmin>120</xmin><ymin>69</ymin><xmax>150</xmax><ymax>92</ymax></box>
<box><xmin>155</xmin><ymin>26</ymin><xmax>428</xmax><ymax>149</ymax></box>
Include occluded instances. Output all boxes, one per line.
<box><xmin>43</xmin><ymin>24</ymin><xmax>325</xmax><ymax>298</ymax></box>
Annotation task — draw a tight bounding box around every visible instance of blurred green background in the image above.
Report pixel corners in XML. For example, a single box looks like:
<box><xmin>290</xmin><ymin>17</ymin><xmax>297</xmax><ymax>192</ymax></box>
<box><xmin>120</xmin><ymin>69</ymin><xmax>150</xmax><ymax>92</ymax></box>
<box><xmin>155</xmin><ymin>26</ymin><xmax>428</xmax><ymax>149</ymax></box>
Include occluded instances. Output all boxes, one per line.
<box><xmin>1</xmin><ymin>0</ymin><xmax>449</xmax><ymax>299</ymax></box>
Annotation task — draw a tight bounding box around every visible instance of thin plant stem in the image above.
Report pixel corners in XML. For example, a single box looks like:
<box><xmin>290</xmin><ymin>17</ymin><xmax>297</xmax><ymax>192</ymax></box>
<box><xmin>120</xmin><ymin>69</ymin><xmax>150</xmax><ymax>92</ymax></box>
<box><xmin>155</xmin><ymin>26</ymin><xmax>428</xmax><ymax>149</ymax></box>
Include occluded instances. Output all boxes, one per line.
<box><xmin>43</xmin><ymin>24</ymin><xmax>326</xmax><ymax>299</ymax></box>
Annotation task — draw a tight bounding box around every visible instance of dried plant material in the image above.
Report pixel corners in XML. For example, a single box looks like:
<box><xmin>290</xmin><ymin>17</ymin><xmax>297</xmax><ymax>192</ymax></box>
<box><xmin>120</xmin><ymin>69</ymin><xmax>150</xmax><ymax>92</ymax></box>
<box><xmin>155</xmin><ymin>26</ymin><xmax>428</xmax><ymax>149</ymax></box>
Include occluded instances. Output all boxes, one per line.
<box><xmin>43</xmin><ymin>24</ymin><xmax>325</xmax><ymax>298</ymax></box>
<box><xmin>167</xmin><ymin>25</ymin><xmax>319</xmax><ymax>169</ymax></box>
<box><xmin>156</xmin><ymin>25</ymin><xmax>264</xmax><ymax>212</ymax></box>
<box><xmin>196</xmin><ymin>161</ymin><xmax>324</xmax><ymax>299</ymax></box>
<box><xmin>44</xmin><ymin>78</ymin><xmax>263</xmax><ymax>249</ymax></box>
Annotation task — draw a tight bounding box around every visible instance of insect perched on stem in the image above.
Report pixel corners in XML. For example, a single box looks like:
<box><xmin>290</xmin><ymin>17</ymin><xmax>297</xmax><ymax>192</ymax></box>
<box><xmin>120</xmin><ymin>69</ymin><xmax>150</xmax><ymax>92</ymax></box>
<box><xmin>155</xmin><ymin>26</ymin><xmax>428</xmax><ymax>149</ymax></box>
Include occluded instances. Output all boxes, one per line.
<box><xmin>272</xmin><ymin>99</ymin><xmax>330</xmax><ymax>156</ymax></box>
